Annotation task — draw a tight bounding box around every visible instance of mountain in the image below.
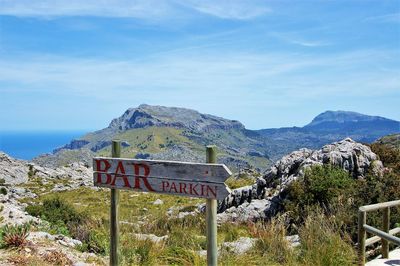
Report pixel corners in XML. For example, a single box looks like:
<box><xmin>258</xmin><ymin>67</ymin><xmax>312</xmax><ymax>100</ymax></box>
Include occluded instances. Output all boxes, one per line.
<box><xmin>373</xmin><ymin>133</ymin><xmax>400</xmax><ymax>150</ymax></box>
<box><xmin>257</xmin><ymin>111</ymin><xmax>400</xmax><ymax>159</ymax></box>
<box><xmin>33</xmin><ymin>107</ymin><xmax>400</xmax><ymax>169</ymax></box>
<box><xmin>34</xmin><ymin>104</ymin><xmax>271</xmax><ymax>170</ymax></box>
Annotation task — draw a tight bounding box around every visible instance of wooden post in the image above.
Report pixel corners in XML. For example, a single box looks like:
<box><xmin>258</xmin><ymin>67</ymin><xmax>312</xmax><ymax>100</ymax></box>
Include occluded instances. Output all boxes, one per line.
<box><xmin>110</xmin><ymin>141</ymin><xmax>121</xmax><ymax>266</ymax></box>
<box><xmin>382</xmin><ymin>207</ymin><xmax>390</xmax><ymax>258</ymax></box>
<box><xmin>206</xmin><ymin>145</ymin><xmax>217</xmax><ymax>266</ymax></box>
<box><xmin>358</xmin><ymin>210</ymin><xmax>366</xmax><ymax>266</ymax></box>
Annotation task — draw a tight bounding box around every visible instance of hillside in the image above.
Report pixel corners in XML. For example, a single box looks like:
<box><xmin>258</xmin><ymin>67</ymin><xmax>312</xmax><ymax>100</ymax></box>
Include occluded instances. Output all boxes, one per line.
<box><xmin>34</xmin><ymin>104</ymin><xmax>271</xmax><ymax>170</ymax></box>
<box><xmin>33</xmin><ymin>107</ymin><xmax>400</xmax><ymax>169</ymax></box>
<box><xmin>374</xmin><ymin>133</ymin><xmax>400</xmax><ymax>150</ymax></box>
<box><xmin>257</xmin><ymin>110</ymin><xmax>400</xmax><ymax>159</ymax></box>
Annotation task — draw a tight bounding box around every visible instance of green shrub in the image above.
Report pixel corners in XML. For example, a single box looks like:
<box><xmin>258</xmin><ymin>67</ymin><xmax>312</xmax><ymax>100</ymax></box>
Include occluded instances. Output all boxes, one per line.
<box><xmin>26</xmin><ymin>197</ymin><xmax>86</xmax><ymax>227</ymax></box>
<box><xmin>225</xmin><ymin>175</ymin><xmax>256</xmax><ymax>189</ymax></box>
<box><xmin>25</xmin><ymin>197</ymin><xmax>108</xmax><ymax>253</ymax></box>
<box><xmin>284</xmin><ymin>158</ymin><xmax>400</xmax><ymax>243</ymax></box>
<box><xmin>0</xmin><ymin>223</ymin><xmax>31</xmax><ymax>248</ymax></box>
<box><xmin>0</xmin><ymin>187</ymin><xmax>7</xmax><ymax>195</ymax></box>
<box><xmin>370</xmin><ymin>143</ymin><xmax>400</xmax><ymax>173</ymax></box>
<box><xmin>284</xmin><ymin>165</ymin><xmax>355</xmax><ymax>225</ymax></box>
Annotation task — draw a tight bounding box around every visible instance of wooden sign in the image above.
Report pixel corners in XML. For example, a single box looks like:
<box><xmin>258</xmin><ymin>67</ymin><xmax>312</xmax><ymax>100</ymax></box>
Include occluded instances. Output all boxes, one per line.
<box><xmin>93</xmin><ymin>157</ymin><xmax>232</xmax><ymax>200</ymax></box>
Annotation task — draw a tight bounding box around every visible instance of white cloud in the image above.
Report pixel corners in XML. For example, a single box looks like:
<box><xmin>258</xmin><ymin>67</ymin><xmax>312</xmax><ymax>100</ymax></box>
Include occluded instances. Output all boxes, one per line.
<box><xmin>175</xmin><ymin>0</ymin><xmax>270</xmax><ymax>20</ymax></box>
<box><xmin>270</xmin><ymin>32</ymin><xmax>332</xmax><ymax>47</ymax></box>
<box><xmin>0</xmin><ymin>0</ymin><xmax>270</xmax><ymax>20</ymax></box>
<box><xmin>0</xmin><ymin>0</ymin><xmax>171</xmax><ymax>18</ymax></box>
<box><xmin>364</xmin><ymin>13</ymin><xmax>400</xmax><ymax>23</ymax></box>
<box><xmin>0</xmin><ymin>49</ymin><xmax>398</xmax><ymax>101</ymax></box>
<box><xmin>1</xmin><ymin>49</ymin><xmax>399</xmax><ymax>129</ymax></box>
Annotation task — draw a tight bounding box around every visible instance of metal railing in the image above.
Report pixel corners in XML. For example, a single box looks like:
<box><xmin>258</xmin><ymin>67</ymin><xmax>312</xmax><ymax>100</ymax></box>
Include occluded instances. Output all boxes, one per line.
<box><xmin>358</xmin><ymin>199</ymin><xmax>400</xmax><ymax>266</ymax></box>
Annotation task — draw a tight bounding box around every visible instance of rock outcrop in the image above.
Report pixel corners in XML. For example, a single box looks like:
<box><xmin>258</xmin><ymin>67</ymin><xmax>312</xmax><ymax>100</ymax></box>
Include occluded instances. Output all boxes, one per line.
<box><xmin>0</xmin><ymin>152</ymin><xmax>95</xmax><ymax>227</ymax></box>
<box><xmin>0</xmin><ymin>152</ymin><xmax>93</xmax><ymax>188</ymax></box>
<box><xmin>218</xmin><ymin>138</ymin><xmax>384</xmax><ymax>221</ymax></box>
<box><xmin>108</xmin><ymin>104</ymin><xmax>245</xmax><ymax>132</ymax></box>
<box><xmin>0</xmin><ymin>152</ymin><xmax>30</xmax><ymax>185</ymax></box>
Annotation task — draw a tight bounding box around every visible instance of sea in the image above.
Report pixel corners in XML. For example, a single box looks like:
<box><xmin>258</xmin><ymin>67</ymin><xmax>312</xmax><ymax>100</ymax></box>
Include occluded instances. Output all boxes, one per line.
<box><xmin>0</xmin><ymin>131</ymin><xmax>88</xmax><ymax>160</ymax></box>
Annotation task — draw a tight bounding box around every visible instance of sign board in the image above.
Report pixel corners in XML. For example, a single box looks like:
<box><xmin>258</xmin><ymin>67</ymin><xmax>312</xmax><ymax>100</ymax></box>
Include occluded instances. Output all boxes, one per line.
<box><xmin>93</xmin><ymin>157</ymin><xmax>232</xmax><ymax>200</ymax></box>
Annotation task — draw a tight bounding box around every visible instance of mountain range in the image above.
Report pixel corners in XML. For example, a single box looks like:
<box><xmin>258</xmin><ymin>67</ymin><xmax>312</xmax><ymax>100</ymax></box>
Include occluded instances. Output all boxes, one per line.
<box><xmin>33</xmin><ymin>105</ymin><xmax>400</xmax><ymax>171</ymax></box>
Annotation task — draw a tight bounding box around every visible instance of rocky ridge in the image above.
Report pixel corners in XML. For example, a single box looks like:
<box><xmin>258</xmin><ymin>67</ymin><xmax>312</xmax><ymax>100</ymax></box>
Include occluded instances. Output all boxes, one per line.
<box><xmin>218</xmin><ymin>138</ymin><xmax>384</xmax><ymax>222</ymax></box>
<box><xmin>108</xmin><ymin>104</ymin><xmax>245</xmax><ymax>132</ymax></box>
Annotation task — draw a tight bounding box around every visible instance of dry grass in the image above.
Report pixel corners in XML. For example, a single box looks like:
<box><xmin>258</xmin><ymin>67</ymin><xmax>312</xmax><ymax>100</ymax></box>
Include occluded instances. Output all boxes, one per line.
<box><xmin>43</xmin><ymin>250</ymin><xmax>73</xmax><ymax>266</ymax></box>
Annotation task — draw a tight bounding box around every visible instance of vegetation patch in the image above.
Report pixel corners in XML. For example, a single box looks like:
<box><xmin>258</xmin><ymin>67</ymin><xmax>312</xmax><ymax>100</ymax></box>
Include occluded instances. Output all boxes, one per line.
<box><xmin>0</xmin><ymin>223</ymin><xmax>31</xmax><ymax>248</ymax></box>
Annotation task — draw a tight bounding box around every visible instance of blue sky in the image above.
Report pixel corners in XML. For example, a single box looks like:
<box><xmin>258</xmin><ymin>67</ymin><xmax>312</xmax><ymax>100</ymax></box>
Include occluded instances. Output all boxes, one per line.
<box><xmin>0</xmin><ymin>0</ymin><xmax>399</xmax><ymax>131</ymax></box>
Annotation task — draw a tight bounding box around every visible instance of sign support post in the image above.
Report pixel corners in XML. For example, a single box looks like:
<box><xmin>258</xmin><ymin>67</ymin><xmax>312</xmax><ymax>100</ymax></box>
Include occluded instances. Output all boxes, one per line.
<box><xmin>110</xmin><ymin>140</ymin><xmax>120</xmax><ymax>266</ymax></box>
<box><xmin>93</xmin><ymin>143</ymin><xmax>231</xmax><ymax>266</ymax></box>
<box><xmin>206</xmin><ymin>145</ymin><xmax>218</xmax><ymax>266</ymax></box>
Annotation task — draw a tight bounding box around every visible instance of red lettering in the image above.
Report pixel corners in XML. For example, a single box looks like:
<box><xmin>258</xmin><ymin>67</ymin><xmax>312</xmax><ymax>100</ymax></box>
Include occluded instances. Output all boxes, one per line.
<box><xmin>206</xmin><ymin>185</ymin><xmax>217</xmax><ymax>198</ymax></box>
<box><xmin>133</xmin><ymin>163</ymin><xmax>154</xmax><ymax>191</ymax></box>
<box><xmin>162</xmin><ymin>181</ymin><xmax>170</xmax><ymax>191</ymax></box>
<box><xmin>170</xmin><ymin>182</ymin><xmax>177</xmax><ymax>193</ymax></box>
<box><xmin>179</xmin><ymin>183</ymin><xmax>187</xmax><ymax>194</ymax></box>
<box><xmin>110</xmin><ymin>161</ymin><xmax>131</xmax><ymax>188</ymax></box>
<box><xmin>189</xmin><ymin>183</ymin><xmax>199</xmax><ymax>196</ymax></box>
<box><xmin>95</xmin><ymin>159</ymin><xmax>111</xmax><ymax>184</ymax></box>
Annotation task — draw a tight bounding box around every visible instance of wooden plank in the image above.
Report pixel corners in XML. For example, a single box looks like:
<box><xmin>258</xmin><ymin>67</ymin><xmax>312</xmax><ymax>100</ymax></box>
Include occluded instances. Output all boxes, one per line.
<box><xmin>93</xmin><ymin>172</ymin><xmax>231</xmax><ymax>200</ymax></box>
<box><xmin>365</xmin><ymin>227</ymin><xmax>400</xmax><ymax>246</ymax></box>
<box><xmin>359</xmin><ymin>200</ymin><xmax>400</xmax><ymax>212</ymax></box>
<box><xmin>358</xmin><ymin>210</ymin><xmax>366</xmax><ymax>266</ymax></box>
<box><xmin>93</xmin><ymin>157</ymin><xmax>232</xmax><ymax>183</ymax></box>
<box><xmin>382</xmin><ymin>207</ymin><xmax>390</xmax><ymax>258</ymax></box>
<box><xmin>364</xmin><ymin>224</ymin><xmax>400</xmax><ymax>245</ymax></box>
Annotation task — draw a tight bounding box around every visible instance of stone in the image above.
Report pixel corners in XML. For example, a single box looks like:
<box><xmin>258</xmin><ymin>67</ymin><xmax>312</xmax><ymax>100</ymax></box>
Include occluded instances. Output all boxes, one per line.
<box><xmin>286</xmin><ymin>234</ymin><xmax>300</xmax><ymax>248</ymax></box>
<box><xmin>73</xmin><ymin>262</ymin><xmax>89</xmax><ymax>266</ymax></box>
<box><xmin>153</xmin><ymin>199</ymin><xmax>163</xmax><ymax>205</ymax></box>
<box><xmin>222</xmin><ymin>237</ymin><xmax>256</xmax><ymax>255</ymax></box>
<box><xmin>134</xmin><ymin>233</ymin><xmax>168</xmax><ymax>243</ymax></box>
<box><xmin>177</xmin><ymin>211</ymin><xmax>196</xmax><ymax>219</ymax></box>
<box><xmin>196</xmin><ymin>250</ymin><xmax>207</xmax><ymax>257</ymax></box>
<box><xmin>55</xmin><ymin>234</ymin><xmax>82</xmax><ymax>247</ymax></box>
<box><xmin>27</xmin><ymin>231</ymin><xmax>56</xmax><ymax>241</ymax></box>
<box><xmin>218</xmin><ymin>199</ymin><xmax>278</xmax><ymax>223</ymax></box>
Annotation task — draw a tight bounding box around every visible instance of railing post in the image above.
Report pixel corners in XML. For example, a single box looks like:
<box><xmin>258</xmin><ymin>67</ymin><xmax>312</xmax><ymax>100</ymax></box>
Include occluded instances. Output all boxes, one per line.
<box><xmin>382</xmin><ymin>207</ymin><xmax>390</xmax><ymax>258</ymax></box>
<box><xmin>358</xmin><ymin>210</ymin><xmax>366</xmax><ymax>266</ymax></box>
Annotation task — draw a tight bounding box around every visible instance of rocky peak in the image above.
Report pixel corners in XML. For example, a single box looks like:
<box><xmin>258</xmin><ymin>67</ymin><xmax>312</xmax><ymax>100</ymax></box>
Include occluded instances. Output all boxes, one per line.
<box><xmin>108</xmin><ymin>104</ymin><xmax>245</xmax><ymax>132</ymax></box>
<box><xmin>306</xmin><ymin>110</ymin><xmax>391</xmax><ymax>127</ymax></box>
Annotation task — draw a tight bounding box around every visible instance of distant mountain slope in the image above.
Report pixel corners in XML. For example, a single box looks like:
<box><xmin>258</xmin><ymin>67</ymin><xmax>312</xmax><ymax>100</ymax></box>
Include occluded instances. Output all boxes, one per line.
<box><xmin>374</xmin><ymin>134</ymin><xmax>400</xmax><ymax>150</ymax></box>
<box><xmin>34</xmin><ymin>104</ymin><xmax>270</xmax><ymax>170</ymax></box>
<box><xmin>257</xmin><ymin>111</ymin><xmax>400</xmax><ymax>159</ymax></box>
<box><xmin>34</xmin><ymin>107</ymin><xmax>399</xmax><ymax>169</ymax></box>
